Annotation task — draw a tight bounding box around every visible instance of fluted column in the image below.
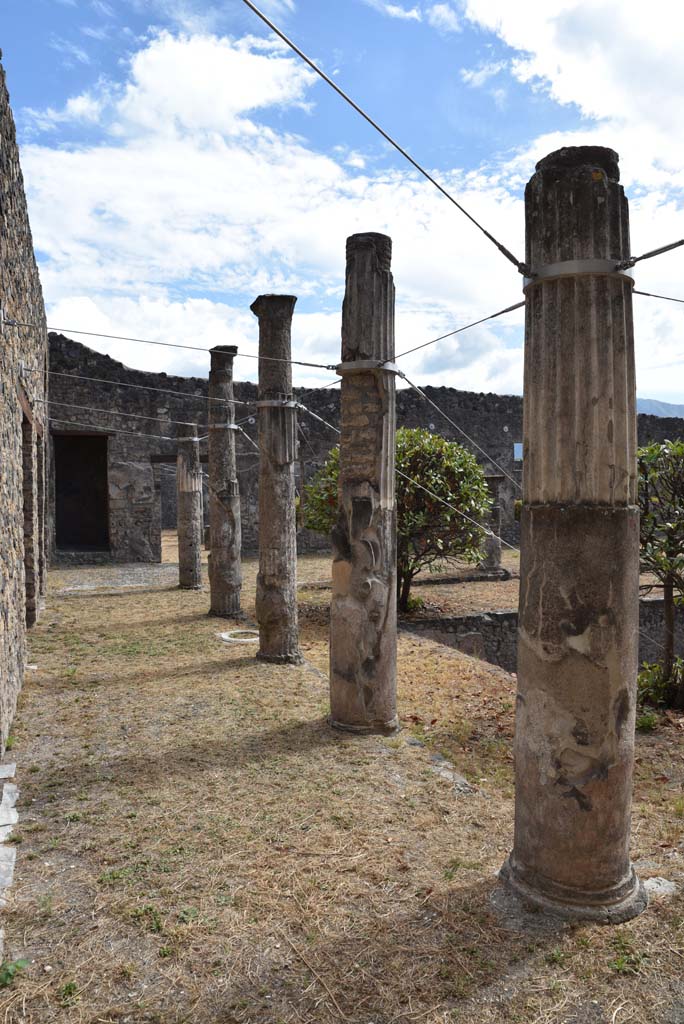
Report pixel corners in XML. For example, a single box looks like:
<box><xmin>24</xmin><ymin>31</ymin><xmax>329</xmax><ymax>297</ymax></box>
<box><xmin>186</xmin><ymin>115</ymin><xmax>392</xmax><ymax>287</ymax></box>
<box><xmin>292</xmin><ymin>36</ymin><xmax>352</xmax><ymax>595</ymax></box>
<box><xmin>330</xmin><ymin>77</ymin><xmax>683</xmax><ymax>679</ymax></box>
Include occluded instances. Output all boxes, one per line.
<box><xmin>177</xmin><ymin>421</ymin><xmax>202</xmax><ymax>590</ymax></box>
<box><xmin>251</xmin><ymin>294</ymin><xmax>302</xmax><ymax>664</ymax></box>
<box><xmin>500</xmin><ymin>146</ymin><xmax>646</xmax><ymax>922</ymax></box>
<box><xmin>329</xmin><ymin>232</ymin><xmax>398</xmax><ymax>733</ymax></box>
<box><xmin>208</xmin><ymin>345</ymin><xmax>242</xmax><ymax>617</ymax></box>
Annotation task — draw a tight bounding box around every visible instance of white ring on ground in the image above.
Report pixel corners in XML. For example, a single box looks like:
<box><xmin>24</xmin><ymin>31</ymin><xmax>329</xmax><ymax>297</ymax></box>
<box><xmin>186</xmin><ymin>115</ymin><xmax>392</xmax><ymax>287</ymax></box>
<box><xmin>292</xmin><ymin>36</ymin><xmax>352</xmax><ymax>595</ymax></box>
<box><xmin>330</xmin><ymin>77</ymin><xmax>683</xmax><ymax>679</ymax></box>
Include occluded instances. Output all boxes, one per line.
<box><xmin>217</xmin><ymin>630</ymin><xmax>259</xmax><ymax>644</ymax></box>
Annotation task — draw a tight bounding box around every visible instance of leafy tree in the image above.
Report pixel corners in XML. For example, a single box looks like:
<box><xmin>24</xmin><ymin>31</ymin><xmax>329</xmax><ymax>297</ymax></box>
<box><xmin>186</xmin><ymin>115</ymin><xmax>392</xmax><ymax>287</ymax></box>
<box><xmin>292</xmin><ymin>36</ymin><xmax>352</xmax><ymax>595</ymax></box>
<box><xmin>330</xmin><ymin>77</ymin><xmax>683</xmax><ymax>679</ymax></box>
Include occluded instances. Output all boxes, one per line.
<box><xmin>303</xmin><ymin>427</ymin><xmax>492</xmax><ymax>611</ymax></box>
<box><xmin>638</xmin><ymin>439</ymin><xmax>684</xmax><ymax>707</ymax></box>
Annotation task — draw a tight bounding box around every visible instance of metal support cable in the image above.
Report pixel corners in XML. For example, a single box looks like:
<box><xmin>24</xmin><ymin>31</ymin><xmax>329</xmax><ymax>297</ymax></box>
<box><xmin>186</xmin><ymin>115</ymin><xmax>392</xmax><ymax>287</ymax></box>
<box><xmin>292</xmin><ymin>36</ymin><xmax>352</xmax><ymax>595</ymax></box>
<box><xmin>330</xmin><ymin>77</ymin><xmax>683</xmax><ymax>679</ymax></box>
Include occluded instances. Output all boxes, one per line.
<box><xmin>236</xmin><ymin>457</ymin><xmax>261</xmax><ymax>475</ymax></box>
<box><xmin>395</xmin><ymin>300</ymin><xmax>525</xmax><ymax>360</ymax></box>
<box><xmin>396</xmin><ymin>468</ymin><xmax>518</xmax><ymax>551</ymax></box>
<box><xmin>638</xmin><ymin>627</ymin><xmax>667</xmax><ymax>654</ymax></box>
<box><xmin>16</xmin><ymin>320</ymin><xmax>337</xmax><ymax>371</ymax></box>
<box><xmin>39</xmin><ymin>397</ymin><xmax>200</xmax><ymax>428</ymax></box>
<box><xmin>296</xmin><ymin>399</ymin><xmax>339</xmax><ymax>432</ymax></box>
<box><xmin>398</xmin><ymin>372</ymin><xmax>522</xmax><ymax>491</ymax></box>
<box><xmin>297</xmin><ymin>401</ymin><xmax>516</xmax><ymax>551</ymax></box>
<box><xmin>634</xmin><ymin>288</ymin><xmax>684</xmax><ymax>305</ymax></box>
<box><xmin>237</xmin><ymin>424</ymin><xmax>259</xmax><ymax>450</ymax></box>
<box><xmin>295</xmin><ymin>378</ymin><xmax>341</xmax><ymax>406</ymax></box>
<box><xmin>296</xmin><ymin>402</ymin><xmax>341</xmax><ymax>434</ymax></box>
<box><xmin>49</xmin><ymin>417</ymin><xmax>177</xmax><ymax>441</ymax></box>
<box><xmin>49</xmin><ymin>369</ymin><xmax>253</xmax><ymax>406</ymax></box>
<box><xmin>619</xmin><ymin>238</ymin><xmax>684</xmax><ymax>270</ymax></box>
<box><xmin>240</xmin><ymin>0</ymin><xmax>526</xmax><ymax>275</ymax></box>
<box><xmin>297</xmin><ymin>421</ymin><xmax>317</xmax><ymax>458</ymax></box>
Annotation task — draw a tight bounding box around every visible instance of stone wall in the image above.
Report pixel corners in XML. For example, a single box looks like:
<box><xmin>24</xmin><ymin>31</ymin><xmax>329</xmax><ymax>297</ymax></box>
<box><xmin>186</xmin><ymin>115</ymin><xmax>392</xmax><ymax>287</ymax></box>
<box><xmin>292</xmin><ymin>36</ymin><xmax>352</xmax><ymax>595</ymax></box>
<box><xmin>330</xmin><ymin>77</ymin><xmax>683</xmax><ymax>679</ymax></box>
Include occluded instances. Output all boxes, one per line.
<box><xmin>404</xmin><ymin>598</ymin><xmax>684</xmax><ymax>674</ymax></box>
<box><xmin>0</xmin><ymin>55</ymin><xmax>49</xmax><ymax>752</ymax></box>
<box><xmin>48</xmin><ymin>335</ymin><xmax>206</xmax><ymax>563</ymax></box>
<box><xmin>48</xmin><ymin>336</ymin><xmax>526</xmax><ymax>556</ymax></box>
<box><xmin>48</xmin><ymin>335</ymin><xmax>684</xmax><ymax>562</ymax></box>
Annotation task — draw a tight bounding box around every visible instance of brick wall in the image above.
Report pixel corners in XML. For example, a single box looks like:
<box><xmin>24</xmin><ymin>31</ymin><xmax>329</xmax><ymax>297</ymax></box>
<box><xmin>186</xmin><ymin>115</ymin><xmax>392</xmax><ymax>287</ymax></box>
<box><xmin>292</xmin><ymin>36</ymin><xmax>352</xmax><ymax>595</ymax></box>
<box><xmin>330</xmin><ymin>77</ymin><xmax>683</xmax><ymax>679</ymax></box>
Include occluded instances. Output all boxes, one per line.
<box><xmin>0</xmin><ymin>56</ymin><xmax>49</xmax><ymax>752</ymax></box>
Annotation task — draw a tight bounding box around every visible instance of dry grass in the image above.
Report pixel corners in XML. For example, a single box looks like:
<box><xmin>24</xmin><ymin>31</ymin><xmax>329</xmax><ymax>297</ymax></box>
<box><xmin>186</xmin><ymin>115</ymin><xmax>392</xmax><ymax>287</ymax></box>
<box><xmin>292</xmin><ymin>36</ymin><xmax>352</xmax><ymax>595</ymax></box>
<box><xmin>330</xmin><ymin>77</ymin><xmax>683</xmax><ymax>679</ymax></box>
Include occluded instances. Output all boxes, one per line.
<box><xmin>0</xmin><ymin>536</ymin><xmax>682</xmax><ymax>1022</ymax></box>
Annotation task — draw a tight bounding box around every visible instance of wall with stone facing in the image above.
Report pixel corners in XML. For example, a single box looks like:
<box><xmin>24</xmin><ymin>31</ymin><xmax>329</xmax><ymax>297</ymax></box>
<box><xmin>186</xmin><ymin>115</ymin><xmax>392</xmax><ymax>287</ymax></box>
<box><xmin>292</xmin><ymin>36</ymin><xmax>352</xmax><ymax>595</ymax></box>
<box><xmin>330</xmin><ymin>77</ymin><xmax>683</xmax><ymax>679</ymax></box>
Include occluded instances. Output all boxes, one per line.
<box><xmin>49</xmin><ymin>335</ymin><xmax>684</xmax><ymax>561</ymax></box>
<box><xmin>404</xmin><ymin>598</ymin><xmax>684</xmax><ymax>675</ymax></box>
<box><xmin>48</xmin><ymin>335</ymin><xmax>208</xmax><ymax>563</ymax></box>
<box><xmin>0</xmin><ymin>56</ymin><xmax>49</xmax><ymax>752</ymax></box>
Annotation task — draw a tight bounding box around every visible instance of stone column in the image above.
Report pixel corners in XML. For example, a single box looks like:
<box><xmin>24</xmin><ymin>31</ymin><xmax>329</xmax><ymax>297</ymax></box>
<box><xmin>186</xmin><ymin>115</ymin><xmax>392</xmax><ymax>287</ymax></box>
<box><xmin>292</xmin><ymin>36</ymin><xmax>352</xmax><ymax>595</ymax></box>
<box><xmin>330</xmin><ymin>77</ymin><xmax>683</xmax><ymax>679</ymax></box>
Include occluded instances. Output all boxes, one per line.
<box><xmin>208</xmin><ymin>345</ymin><xmax>242</xmax><ymax>617</ymax></box>
<box><xmin>500</xmin><ymin>147</ymin><xmax>646</xmax><ymax>922</ymax></box>
<box><xmin>250</xmin><ymin>295</ymin><xmax>302</xmax><ymax>664</ymax></box>
<box><xmin>177</xmin><ymin>421</ymin><xmax>203</xmax><ymax>590</ymax></box>
<box><xmin>329</xmin><ymin>232</ymin><xmax>398</xmax><ymax>734</ymax></box>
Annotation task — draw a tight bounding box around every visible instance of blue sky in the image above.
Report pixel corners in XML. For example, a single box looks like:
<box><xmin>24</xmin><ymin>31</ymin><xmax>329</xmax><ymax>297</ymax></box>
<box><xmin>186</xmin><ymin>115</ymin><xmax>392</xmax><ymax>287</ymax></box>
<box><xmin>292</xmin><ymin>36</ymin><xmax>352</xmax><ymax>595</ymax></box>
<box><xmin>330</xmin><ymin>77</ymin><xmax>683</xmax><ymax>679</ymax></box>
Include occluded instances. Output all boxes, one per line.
<box><xmin>2</xmin><ymin>0</ymin><xmax>684</xmax><ymax>400</ymax></box>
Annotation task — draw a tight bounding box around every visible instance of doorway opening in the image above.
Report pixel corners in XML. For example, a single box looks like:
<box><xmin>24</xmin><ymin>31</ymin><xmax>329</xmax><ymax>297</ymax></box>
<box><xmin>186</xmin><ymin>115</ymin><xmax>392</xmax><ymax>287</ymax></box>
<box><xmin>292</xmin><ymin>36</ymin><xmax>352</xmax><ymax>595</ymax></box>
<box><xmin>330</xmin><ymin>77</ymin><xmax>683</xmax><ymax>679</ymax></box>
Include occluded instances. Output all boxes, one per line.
<box><xmin>54</xmin><ymin>434</ymin><xmax>110</xmax><ymax>551</ymax></box>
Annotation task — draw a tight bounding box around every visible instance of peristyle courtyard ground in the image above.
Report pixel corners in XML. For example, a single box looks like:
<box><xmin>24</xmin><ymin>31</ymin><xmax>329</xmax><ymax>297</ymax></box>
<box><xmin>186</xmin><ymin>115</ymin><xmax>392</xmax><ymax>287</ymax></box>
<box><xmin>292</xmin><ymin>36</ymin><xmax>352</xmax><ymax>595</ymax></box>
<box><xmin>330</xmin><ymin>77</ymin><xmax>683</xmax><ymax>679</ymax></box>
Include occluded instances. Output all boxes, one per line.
<box><xmin>0</xmin><ymin>535</ymin><xmax>682</xmax><ymax>1023</ymax></box>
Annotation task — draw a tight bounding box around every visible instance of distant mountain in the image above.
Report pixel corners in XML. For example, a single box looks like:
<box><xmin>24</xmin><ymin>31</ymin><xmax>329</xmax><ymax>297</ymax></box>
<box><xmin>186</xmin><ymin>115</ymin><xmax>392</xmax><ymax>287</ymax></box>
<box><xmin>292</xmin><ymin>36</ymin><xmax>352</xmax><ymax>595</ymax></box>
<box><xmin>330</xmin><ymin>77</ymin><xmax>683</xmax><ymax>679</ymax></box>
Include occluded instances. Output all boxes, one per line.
<box><xmin>637</xmin><ymin>398</ymin><xmax>684</xmax><ymax>418</ymax></box>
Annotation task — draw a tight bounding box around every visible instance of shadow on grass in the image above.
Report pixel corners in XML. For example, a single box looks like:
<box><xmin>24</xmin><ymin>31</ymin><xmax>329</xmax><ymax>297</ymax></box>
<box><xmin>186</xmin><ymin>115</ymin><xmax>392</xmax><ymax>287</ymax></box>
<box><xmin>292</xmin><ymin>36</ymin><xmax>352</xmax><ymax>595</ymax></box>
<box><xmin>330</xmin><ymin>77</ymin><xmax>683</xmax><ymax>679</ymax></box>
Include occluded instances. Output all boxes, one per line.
<box><xmin>31</xmin><ymin>713</ymin><xmax>343</xmax><ymax>794</ymax></box>
<box><xmin>205</xmin><ymin>876</ymin><xmax>569</xmax><ymax>1024</ymax></box>
<box><xmin>49</xmin><ymin>585</ymin><xmax>185</xmax><ymax>600</ymax></box>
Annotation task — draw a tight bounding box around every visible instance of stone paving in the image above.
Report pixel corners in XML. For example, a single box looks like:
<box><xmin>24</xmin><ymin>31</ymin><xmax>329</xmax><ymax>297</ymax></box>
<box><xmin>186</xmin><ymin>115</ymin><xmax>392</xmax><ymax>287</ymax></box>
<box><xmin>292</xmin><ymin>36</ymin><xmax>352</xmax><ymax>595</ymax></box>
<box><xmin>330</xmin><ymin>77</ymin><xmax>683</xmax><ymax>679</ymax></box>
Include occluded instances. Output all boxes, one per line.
<box><xmin>50</xmin><ymin>563</ymin><xmax>182</xmax><ymax>594</ymax></box>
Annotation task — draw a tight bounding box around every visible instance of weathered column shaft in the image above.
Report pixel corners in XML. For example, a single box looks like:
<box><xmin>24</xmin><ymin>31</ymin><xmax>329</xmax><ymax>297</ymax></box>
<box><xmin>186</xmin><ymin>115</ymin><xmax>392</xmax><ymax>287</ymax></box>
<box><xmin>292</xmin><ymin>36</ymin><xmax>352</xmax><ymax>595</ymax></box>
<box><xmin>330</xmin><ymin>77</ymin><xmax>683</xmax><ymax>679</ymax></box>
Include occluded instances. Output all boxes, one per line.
<box><xmin>208</xmin><ymin>345</ymin><xmax>242</xmax><ymax>617</ymax></box>
<box><xmin>500</xmin><ymin>146</ymin><xmax>645</xmax><ymax>922</ymax></box>
<box><xmin>329</xmin><ymin>232</ymin><xmax>398</xmax><ymax>734</ymax></box>
<box><xmin>251</xmin><ymin>294</ymin><xmax>302</xmax><ymax>664</ymax></box>
<box><xmin>177</xmin><ymin>421</ymin><xmax>203</xmax><ymax>590</ymax></box>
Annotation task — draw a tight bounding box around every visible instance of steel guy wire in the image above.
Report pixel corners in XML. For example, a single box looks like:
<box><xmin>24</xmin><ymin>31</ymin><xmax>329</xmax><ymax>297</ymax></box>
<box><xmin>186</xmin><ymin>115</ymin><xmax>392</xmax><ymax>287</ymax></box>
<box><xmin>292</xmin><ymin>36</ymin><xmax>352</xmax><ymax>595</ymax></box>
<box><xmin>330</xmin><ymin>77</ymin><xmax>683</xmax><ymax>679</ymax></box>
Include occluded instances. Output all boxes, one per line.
<box><xmin>395</xmin><ymin>468</ymin><xmax>518</xmax><ymax>551</ymax></box>
<box><xmin>48</xmin><ymin>369</ymin><xmax>254</xmax><ymax>407</ymax></box>
<box><xmin>638</xmin><ymin>627</ymin><xmax>667</xmax><ymax>654</ymax></box>
<box><xmin>295</xmin><ymin>378</ymin><xmax>341</xmax><ymax>406</ymax></box>
<box><xmin>394</xmin><ymin>300</ymin><xmax>525</xmax><ymax>360</ymax></box>
<box><xmin>296</xmin><ymin>401</ymin><xmax>339</xmax><ymax>434</ymax></box>
<box><xmin>39</xmin><ymin>397</ymin><xmax>203</xmax><ymax>428</ymax></box>
<box><xmin>397</xmin><ymin>372</ymin><xmax>522</xmax><ymax>491</ymax></box>
<box><xmin>634</xmin><ymin>289</ymin><xmax>684</xmax><ymax>305</ymax></box>
<box><xmin>296</xmin><ymin>401</ymin><xmax>517</xmax><ymax>552</ymax></box>
<box><xmin>297</xmin><ymin>420</ymin><xmax>318</xmax><ymax>459</ymax></box>
<box><xmin>237</xmin><ymin>424</ymin><xmax>259</xmax><ymax>450</ymax></box>
<box><xmin>240</xmin><ymin>0</ymin><xmax>526</xmax><ymax>275</ymax></box>
<box><xmin>44</xmin><ymin>300</ymin><xmax>525</xmax><ymax>392</ymax></box>
<box><xmin>619</xmin><ymin>237</ymin><xmax>684</xmax><ymax>269</ymax></box>
<box><xmin>49</xmin><ymin>417</ymin><xmax>178</xmax><ymax>442</ymax></box>
<box><xmin>33</xmin><ymin>322</ymin><xmax>339</xmax><ymax>371</ymax></box>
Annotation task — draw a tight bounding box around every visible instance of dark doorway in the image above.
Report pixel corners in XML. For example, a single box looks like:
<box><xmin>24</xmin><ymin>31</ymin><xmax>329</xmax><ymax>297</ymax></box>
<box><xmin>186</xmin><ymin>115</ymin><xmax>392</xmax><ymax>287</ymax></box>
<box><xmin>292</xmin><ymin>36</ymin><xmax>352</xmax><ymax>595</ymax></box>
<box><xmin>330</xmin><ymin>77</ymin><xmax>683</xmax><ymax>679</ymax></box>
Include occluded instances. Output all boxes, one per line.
<box><xmin>54</xmin><ymin>434</ymin><xmax>110</xmax><ymax>550</ymax></box>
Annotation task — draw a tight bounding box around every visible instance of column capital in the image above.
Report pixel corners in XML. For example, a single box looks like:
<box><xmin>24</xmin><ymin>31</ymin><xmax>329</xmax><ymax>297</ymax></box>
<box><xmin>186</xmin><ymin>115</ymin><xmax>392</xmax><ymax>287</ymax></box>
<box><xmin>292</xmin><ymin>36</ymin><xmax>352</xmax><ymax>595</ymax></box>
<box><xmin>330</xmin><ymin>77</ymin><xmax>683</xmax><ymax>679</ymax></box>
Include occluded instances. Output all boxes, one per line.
<box><xmin>250</xmin><ymin>294</ymin><xmax>297</xmax><ymax>320</ymax></box>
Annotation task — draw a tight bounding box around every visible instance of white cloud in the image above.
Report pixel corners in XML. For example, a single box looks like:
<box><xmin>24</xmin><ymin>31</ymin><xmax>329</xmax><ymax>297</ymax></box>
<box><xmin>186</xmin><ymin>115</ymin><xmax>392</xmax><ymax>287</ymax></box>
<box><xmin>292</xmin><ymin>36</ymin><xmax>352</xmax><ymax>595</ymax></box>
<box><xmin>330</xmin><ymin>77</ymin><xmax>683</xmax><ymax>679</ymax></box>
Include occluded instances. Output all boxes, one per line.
<box><xmin>114</xmin><ymin>31</ymin><xmax>316</xmax><ymax>137</ymax></box>
<box><xmin>21</xmin><ymin>22</ymin><xmax>684</xmax><ymax>402</ymax></box>
<box><xmin>81</xmin><ymin>25</ymin><xmax>110</xmax><ymax>40</ymax></box>
<box><xmin>426</xmin><ymin>3</ymin><xmax>461</xmax><ymax>33</ymax></box>
<box><xmin>49</xmin><ymin>36</ymin><xmax>92</xmax><ymax>66</ymax></box>
<box><xmin>463</xmin><ymin>1</ymin><xmax>684</xmax><ymax>189</ymax></box>
<box><xmin>91</xmin><ymin>0</ymin><xmax>115</xmax><ymax>14</ymax></box>
<box><xmin>24</xmin><ymin>91</ymin><xmax>106</xmax><ymax>132</ymax></box>
<box><xmin>23</xmin><ymin>26</ymin><xmax>525</xmax><ymax>391</ymax></box>
<box><xmin>460</xmin><ymin>60</ymin><xmax>506</xmax><ymax>88</ymax></box>
<box><xmin>362</xmin><ymin>0</ymin><xmax>422</xmax><ymax>21</ymax></box>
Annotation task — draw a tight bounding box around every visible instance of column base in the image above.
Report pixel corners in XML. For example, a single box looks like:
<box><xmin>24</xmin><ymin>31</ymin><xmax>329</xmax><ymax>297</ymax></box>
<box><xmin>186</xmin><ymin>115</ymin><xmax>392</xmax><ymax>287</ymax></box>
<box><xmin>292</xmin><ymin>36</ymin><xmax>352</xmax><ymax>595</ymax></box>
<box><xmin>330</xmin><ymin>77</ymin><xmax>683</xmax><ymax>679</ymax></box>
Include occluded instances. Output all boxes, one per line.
<box><xmin>329</xmin><ymin>716</ymin><xmax>401</xmax><ymax>737</ymax></box>
<box><xmin>256</xmin><ymin>651</ymin><xmax>304</xmax><ymax>666</ymax></box>
<box><xmin>208</xmin><ymin>605</ymin><xmax>244</xmax><ymax>620</ymax></box>
<box><xmin>499</xmin><ymin>856</ymin><xmax>648</xmax><ymax>925</ymax></box>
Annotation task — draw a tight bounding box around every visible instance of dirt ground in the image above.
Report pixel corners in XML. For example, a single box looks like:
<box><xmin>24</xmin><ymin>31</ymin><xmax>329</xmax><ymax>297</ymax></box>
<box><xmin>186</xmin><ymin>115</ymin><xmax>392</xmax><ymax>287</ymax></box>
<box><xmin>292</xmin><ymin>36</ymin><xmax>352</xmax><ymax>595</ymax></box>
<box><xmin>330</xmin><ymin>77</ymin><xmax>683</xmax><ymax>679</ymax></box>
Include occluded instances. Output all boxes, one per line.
<box><xmin>0</xmin><ymin>534</ymin><xmax>682</xmax><ymax>1023</ymax></box>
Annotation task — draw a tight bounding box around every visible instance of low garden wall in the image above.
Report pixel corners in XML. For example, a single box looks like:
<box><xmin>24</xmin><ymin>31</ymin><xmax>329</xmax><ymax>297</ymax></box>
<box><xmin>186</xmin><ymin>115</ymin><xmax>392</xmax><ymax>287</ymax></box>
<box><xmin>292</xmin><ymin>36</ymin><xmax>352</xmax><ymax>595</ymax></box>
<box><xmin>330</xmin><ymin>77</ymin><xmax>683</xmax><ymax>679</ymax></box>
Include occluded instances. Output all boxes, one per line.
<box><xmin>404</xmin><ymin>596</ymin><xmax>683</xmax><ymax>674</ymax></box>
